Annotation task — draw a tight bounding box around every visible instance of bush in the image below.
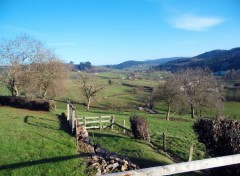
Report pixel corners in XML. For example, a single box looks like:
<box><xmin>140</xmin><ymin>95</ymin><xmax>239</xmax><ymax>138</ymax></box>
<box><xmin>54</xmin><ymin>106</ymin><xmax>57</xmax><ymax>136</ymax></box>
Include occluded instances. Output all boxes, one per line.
<box><xmin>193</xmin><ymin>117</ymin><xmax>240</xmax><ymax>175</ymax></box>
<box><xmin>0</xmin><ymin>96</ymin><xmax>56</xmax><ymax>111</ymax></box>
<box><xmin>130</xmin><ymin>115</ymin><xmax>150</xmax><ymax>142</ymax></box>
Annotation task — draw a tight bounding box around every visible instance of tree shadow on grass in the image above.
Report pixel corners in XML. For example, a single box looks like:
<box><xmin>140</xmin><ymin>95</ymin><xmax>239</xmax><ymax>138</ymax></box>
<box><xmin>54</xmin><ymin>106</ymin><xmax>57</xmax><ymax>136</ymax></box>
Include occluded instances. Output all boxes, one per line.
<box><xmin>24</xmin><ymin>114</ymin><xmax>71</xmax><ymax>134</ymax></box>
<box><xmin>56</xmin><ymin>114</ymin><xmax>72</xmax><ymax>135</ymax></box>
<box><xmin>127</xmin><ymin>155</ymin><xmax>170</xmax><ymax>168</ymax></box>
<box><xmin>24</xmin><ymin>114</ymin><xmax>73</xmax><ymax>135</ymax></box>
<box><xmin>0</xmin><ymin>153</ymin><xmax>91</xmax><ymax>170</ymax></box>
<box><xmin>90</xmin><ymin>131</ymin><xmax>129</xmax><ymax>139</ymax></box>
<box><xmin>24</xmin><ymin>116</ymin><xmax>59</xmax><ymax>131</ymax></box>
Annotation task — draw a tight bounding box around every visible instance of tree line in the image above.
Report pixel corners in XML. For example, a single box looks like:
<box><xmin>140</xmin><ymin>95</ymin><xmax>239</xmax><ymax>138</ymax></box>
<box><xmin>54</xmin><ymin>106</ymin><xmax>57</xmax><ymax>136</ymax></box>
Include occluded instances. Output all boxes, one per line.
<box><xmin>69</xmin><ymin>61</ymin><xmax>92</xmax><ymax>71</ymax></box>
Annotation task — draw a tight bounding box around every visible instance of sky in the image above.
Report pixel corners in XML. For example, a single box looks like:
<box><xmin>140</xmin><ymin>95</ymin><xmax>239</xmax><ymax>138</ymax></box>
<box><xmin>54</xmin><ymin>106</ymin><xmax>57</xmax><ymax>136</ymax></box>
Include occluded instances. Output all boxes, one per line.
<box><xmin>0</xmin><ymin>0</ymin><xmax>240</xmax><ymax>65</ymax></box>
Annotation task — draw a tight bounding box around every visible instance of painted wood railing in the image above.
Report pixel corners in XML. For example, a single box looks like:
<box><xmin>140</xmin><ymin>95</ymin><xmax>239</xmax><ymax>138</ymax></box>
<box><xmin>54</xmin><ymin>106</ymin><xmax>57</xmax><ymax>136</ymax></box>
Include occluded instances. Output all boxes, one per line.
<box><xmin>77</xmin><ymin>115</ymin><xmax>115</xmax><ymax>129</ymax></box>
<box><xmin>105</xmin><ymin>154</ymin><xmax>240</xmax><ymax>176</ymax></box>
<box><xmin>67</xmin><ymin>101</ymin><xmax>114</xmax><ymax>132</ymax></box>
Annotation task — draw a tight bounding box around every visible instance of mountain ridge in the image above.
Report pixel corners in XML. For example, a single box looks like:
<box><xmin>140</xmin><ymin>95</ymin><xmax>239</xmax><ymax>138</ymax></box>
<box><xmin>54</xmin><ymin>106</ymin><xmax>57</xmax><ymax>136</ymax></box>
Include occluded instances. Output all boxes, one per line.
<box><xmin>109</xmin><ymin>57</ymin><xmax>187</xmax><ymax>70</ymax></box>
<box><xmin>107</xmin><ymin>47</ymin><xmax>240</xmax><ymax>72</ymax></box>
<box><xmin>155</xmin><ymin>47</ymin><xmax>240</xmax><ymax>72</ymax></box>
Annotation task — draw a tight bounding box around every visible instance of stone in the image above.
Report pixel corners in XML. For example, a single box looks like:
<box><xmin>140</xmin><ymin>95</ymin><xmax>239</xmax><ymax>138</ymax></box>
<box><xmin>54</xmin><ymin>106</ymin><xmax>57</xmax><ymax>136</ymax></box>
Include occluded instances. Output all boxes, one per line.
<box><xmin>106</xmin><ymin>163</ymin><xmax>119</xmax><ymax>170</ymax></box>
<box><xmin>96</xmin><ymin>168</ymin><xmax>101</xmax><ymax>175</ymax></box>
<box><xmin>121</xmin><ymin>164</ymin><xmax>128</xmax><ymax>172</ymax></box>
<box><xmin>109</xmin><ymin>160</ymin><xmax>115</xmax><ymax>164</ymax></box>
<box><xmin>92</xmin><ymin>155</ymin><xmax>99</xmax><ymax>161</ymax></box>
<box><xmin>101</xmin><ymin>160</ymin><xmax>107</xmax><ymax>167</ymax></box>
<box><xmin>89</xmin><ymin>162</ymin><xmax>100</xmax><ymax>169</ymax></box>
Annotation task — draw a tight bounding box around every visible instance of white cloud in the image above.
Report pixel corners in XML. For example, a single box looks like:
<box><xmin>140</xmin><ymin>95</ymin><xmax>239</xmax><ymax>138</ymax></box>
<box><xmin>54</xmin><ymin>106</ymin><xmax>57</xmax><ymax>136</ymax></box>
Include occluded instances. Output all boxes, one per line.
<box><xmin>170</xmin><ymin>14</ymin><xmax>225</xmax><ymax>31</ymax></box>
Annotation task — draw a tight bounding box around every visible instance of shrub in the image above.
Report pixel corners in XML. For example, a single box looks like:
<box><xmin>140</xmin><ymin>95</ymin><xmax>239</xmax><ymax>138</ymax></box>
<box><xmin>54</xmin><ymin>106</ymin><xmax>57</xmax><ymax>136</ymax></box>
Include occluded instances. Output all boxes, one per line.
<box><xmin>130</xmin><ymin>115</ymin><xmax>150</xmax><ymax>142</ymax></box>
<box><xmin>0</xmin><ymin>96</ymin><xmax>56</xmax><ymax>111</ymax></box>
<box><xmin>193</xmin><ymin>117</ymin><xmax>240</xmax><ymax>175</ymax></box>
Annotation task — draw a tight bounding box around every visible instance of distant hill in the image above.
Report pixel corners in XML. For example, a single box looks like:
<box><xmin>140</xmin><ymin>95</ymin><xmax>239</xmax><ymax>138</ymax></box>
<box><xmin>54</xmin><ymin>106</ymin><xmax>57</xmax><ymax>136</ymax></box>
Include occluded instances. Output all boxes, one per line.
<box><xmin>110</xmin><ymin>60</ymin><xmax>144</xmax><ymax>70</ymax></box>
<box><xmin>155</xmin><ymin>47</ymin><xmax>240</xmax><ymax>72</ymax></box>
<box><xmin>110</xmin><ymin>57</ymin><xmax>185</xmax><ymax>70</ymax></box>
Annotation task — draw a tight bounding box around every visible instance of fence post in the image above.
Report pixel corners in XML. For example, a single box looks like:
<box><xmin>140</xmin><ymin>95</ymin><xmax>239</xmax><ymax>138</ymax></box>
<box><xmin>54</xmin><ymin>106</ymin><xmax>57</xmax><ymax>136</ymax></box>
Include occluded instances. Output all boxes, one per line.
<box><xmin>111</xmin><ymin>116</ymin><xmax>115</xmax><ymax>130</ymax></box>
<box><xmin>99</xmin><ymin>116</ymin><xmax>102</xmax><ymax>129</ymax></box>
<box><xmin>69</xmin><ymin>105</ymin><xmax>72</xmax><ymax>127</ymax></box>
<box><xmin>188</xmin><ymin>144</ymin><xmax>194</xmax><ymax>162</ymax></box>
<box><xmin>163</xmin><ymin>132</ymin><xmax>166</xmax><ymax>151</ymax></box>
<box><xmin>83</xmin><ymin>116</ymin><xmax>86</xmax><ymax>126</ymax></box>
<box><xmin>123</xmin><ymin>120</ymin><xmax>126</xmax><ymax>134</ymax></box>
<box><xmin>72</xmin><ymin>107</ymin><xmax>75</xmax><ymax>134</ymax></box>
<box><xmin>67</xmin><ymin>101</ymin><xmax>70</xmax><ymax>121</ymax></box>
<box><xmin>76</xmin><ymin>117</ymin><xmax>79</xmax><ymax>148</ymax></box>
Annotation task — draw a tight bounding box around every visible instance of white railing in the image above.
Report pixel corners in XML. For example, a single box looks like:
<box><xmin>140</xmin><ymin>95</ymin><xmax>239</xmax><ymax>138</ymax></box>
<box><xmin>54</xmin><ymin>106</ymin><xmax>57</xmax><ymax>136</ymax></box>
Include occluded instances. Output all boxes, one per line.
<box><xmin>78</xmin><ymin>115</ymin><xmax>115</xmax><ymax>129</ymax></box>
<box><xmin>105</xmin><ymin>154</ymin><xmax>240</xmax><ymax>176</ymax></box>
<box><xmin>67</xmin><ymin>101</ymin><xmax>114</xmax><ymax>133</ymax></box>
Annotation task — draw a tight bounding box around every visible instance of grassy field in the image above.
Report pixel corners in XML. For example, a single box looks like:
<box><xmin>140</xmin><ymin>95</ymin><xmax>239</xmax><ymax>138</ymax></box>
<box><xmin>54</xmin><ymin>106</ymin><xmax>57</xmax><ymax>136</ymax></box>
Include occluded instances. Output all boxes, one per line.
<box><xmin>66</xmin><ymin>71</ymin><xmax>240</xmax><ymax>160</ymax></box>
<box><xmin>224</xmin><ymin>101</ymin><xmax>240</xmax><ymax>119</ymax></box>
<box><xmin>56</xmin><ymin>71</ymin><xmax>240</xmax><ymax>163</ymax></box>
<box><xmin>89</xmin><ymin>130</ymin><xmax>173</xmax><ymax>168</ymax></box>
<box><xmin>63</xmin><ymin>103</ymin><xmax>205</xmax><ymax>162</ymax></box>
<box><xmin>0</xmin><ymin>84</ymin><xmax>10</xmax><ymax>96</ymax></box>
<box><xmin>0</xmin><ymin>107</ymin><xmax>86</xmax><ymax>176</ymax></box>
<box><xmin>1</xmin><ymin>70</ymin><xmax>240</xmax><ymax>175</ymax></box>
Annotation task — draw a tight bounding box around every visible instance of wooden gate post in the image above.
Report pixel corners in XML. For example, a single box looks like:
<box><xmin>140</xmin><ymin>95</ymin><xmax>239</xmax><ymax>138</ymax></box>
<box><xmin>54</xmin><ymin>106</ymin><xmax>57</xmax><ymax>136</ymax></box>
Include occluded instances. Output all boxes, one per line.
<box><xmin>67</xmin><ymin>101</ymin><xmax>70</xmax><ymax>121</ymax></box>
<box><xmin>76</xmin><ymin>117</ymin><xmax>79</xmax><ymax>148</ymax></box>
<box><xmin>69</xmin><ymin>105</ymin><xmax>72</xmax><ymax>127</ymax></box>
<box><xmin>111</xmin><ymin>116</ymin><xmax>115</xmax><ymax>130</ymax></box>
<box><xmin>99</xmin><ymin>116</ymin><xmax>102</xmax><ymax>129</ymax></box>
<box><xmin>72</xmin><ymin>107</ymin><xmax>75</xmax><ymax>133</ymax></box>
<box><xmin>83</xmin><ymin>116</ymin><xmax>86</xmax><ymax>126</ymax></box>
<box><xmin>188</xmin><ymin>144</ymin><xmax>194</xmax><ymax>162</ymax></box>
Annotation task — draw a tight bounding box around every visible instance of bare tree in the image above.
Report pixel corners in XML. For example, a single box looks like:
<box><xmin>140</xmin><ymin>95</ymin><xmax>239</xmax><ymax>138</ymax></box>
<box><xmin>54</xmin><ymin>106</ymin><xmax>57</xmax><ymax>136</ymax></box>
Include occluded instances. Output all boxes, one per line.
<box><xmin>75</xmin><ymin>73</ymin><xmax>105</xmax><ymax>111</ymax></box>
<box><xmin>153</xmin><ymin>74</ymin><xmax>181</xmax><ymax>120</ymax></box>
<box><xmin>177</xmin><ymin>68</ymin><xmax>223</xmax><ymax>118</ymax></box>
<box><xmin>0</xmin><ymin>35</ymin><xmax>43</xmax><ymax>96</ymax></box>
<box><xmin>29</xmin><ymin>59</ymin><xmax>69</xmax><ymax>99</ymax></box>
<box><xmin>224</xmin><ymin>69</ymin><xmax>240</xmax><ymax>81</ymax></box>
<box><xmin>0</xmin><ymin>35</ymin><xmax>69</xmax><ymax>99</ymax></box>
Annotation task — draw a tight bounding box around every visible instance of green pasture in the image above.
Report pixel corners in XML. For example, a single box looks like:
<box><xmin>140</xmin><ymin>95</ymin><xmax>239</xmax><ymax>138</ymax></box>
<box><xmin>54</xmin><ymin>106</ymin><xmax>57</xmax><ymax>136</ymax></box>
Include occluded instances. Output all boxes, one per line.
<box><xmin>0</xmin><ymin>107</ymin><xmax>86</xmax><ymax>176</ymax></box>
<box><xmin>1</xmin><ymin>70</ymin><xmax>240</xmax><ymax>175</ymax></box>
<box><xmin>63</xmin><ymin>103</ymin><xmax>205</xmax><ymax>162</ymax></box>
<box><xmin>224</xmin><ymin>101</ymin><xmax>240</xmax><ymax>119</ymax></box>
<box><xmin>56</xmin><ymin>71</ymin><xmax>240</xmax><ymax>164</ymax></box>
<box><xmin>96</xmin><ymin>71</ymin><xmax>127</xmax><ymax>80</ymax></box>
<box><xmin>89</xmin><ymin>130</ymin><xmax>173</xmax><ymax>168</ymax></box>
<box><xmin>0</xmin><ymin>84</ymin><xmax>10</xmax><ymax>96</ymax></box>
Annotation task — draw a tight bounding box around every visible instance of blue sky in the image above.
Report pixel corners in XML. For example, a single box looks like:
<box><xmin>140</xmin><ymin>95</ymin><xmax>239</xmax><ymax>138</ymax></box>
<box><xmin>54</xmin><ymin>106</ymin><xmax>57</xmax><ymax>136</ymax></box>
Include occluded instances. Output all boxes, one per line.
<box><xmin>0</xmin><ymin>0</ymin><xmax>240</xmax><ymax>65</ymax></box>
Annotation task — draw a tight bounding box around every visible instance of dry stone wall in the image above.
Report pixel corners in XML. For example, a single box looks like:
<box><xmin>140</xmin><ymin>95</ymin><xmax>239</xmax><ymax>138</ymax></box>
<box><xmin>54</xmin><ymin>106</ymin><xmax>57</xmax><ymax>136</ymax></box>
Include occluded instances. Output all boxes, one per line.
<box><xmin>76</xmin><ymin>125</ymin><xmax>138</xmax><ymax>175</ymax></box>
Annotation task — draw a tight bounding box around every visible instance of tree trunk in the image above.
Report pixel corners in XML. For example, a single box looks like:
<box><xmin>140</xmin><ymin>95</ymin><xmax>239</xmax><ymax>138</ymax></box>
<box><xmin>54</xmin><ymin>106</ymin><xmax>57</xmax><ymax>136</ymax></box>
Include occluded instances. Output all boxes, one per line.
<box><xmin>9</xmin><ymin>84</ymin><xmax>15</xmax><ymax>96</ymax></box>
<box><xmin>11</xmin><ymin>84</ymin><xmax>19</xmax><ymax>97</ymax></box>
<box><xmin>41</xmin><ymin>90</ymin><xmax>47</xmax><ymax>99</ymax></box>
<box><xmin>11</xmin><ymin>90</ymin><xmax>15</xmax><ymax>97</ymax></box>
<box><xmin>191</xmin><ymin>105</ymin><xmax>195</xmax><ymax>118</ymax></box>
<box><xmin>14</xmin><ymin>85</ymin><xmax>19</xmax><ymax>96</ymax></box>
<box><xmin>166</xmin><ymin>105</ymin><xmax>170</xmax><ymax>120</ymax></box>
<box><xmin>87</xmin><ymin>97</ymin><xmax>91</xmax><ymax>111</ymax></box>
<box><xmin>8</xmin><ymin>80</ymin><xmax>18</xmax><ymax>97</ymax></box>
